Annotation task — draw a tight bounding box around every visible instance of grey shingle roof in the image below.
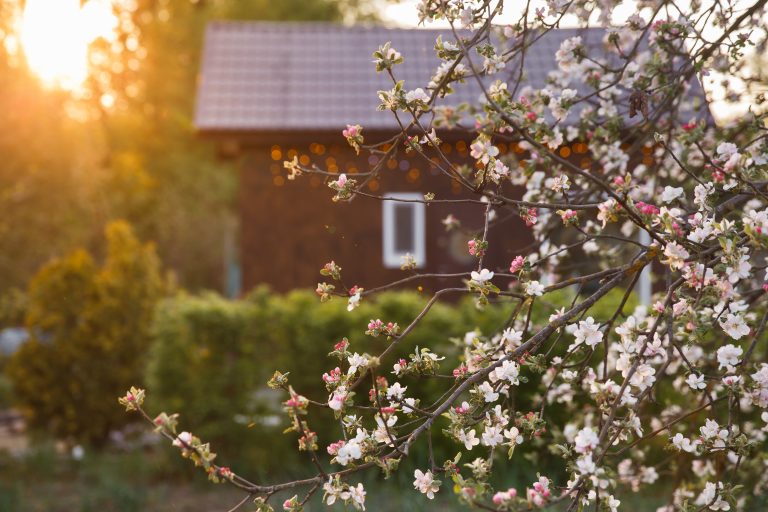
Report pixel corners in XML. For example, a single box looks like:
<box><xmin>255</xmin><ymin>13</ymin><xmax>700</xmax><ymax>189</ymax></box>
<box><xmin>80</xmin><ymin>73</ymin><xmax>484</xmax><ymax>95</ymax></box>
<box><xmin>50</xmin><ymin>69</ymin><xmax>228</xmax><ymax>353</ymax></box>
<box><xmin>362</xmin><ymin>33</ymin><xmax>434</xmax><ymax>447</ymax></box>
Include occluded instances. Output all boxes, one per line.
<box><xmin>194</xmin><ymin>22</ymin><xmax>707</xmax><ymax>133</ymax></box>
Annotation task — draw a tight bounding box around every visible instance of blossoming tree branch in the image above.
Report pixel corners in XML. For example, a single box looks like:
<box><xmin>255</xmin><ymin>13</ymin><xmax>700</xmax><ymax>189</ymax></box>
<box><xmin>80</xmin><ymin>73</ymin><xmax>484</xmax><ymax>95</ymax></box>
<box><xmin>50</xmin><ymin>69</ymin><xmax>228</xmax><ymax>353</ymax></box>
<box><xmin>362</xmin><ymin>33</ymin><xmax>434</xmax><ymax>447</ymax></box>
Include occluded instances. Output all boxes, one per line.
<box><xmin>120</xmin><ymin>0</ymin><xmax>768</xmax><ymax>510</ymax></box>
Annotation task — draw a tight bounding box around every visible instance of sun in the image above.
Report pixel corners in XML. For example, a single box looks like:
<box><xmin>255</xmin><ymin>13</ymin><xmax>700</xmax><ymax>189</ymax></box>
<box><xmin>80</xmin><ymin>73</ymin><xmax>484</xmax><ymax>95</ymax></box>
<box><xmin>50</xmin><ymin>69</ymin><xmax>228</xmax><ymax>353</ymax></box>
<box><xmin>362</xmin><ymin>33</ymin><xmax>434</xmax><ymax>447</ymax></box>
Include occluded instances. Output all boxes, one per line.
<box><xmin>20</xmin><ymin>0</ymin><xmax>117</xmax><ymax>90</ymax></box>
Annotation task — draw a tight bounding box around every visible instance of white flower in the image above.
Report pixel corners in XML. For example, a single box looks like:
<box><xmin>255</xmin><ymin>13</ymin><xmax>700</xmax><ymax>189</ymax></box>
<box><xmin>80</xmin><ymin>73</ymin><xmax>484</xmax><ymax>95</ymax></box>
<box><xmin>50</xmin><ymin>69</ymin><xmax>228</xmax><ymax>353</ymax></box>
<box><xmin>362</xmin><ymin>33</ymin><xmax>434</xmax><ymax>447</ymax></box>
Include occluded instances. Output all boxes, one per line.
<box><xmin>323</xmin><ymin>478</ymin><xmax>343</xmax><ymax>506</ymax></box>
<box><xmin>717</xmin><ymin>344</ymin><xmax>743</xmax><ymax>371</ymax></box>
<box><xmin>752</xmin><ymin>364</ymin><xmax>768</xmax><ymax>386</ymax></box>
<box><xmin>574</xmin><ymin>317</ymin><xmax>603</xmax><ymax>348</ymax></box>
<box><xmin>347</xmin><ymin>353</ymin><xmax>369</xmax><ymax>375</ymax></box>
<box><xmin>671</xmin><ymin>433</ymin><xmax>697</xmax><ymax>453</ymax></box>
<box><xmin>583</xmin><ymin>240</ymin><xmax>599</xmax><ymax>254</ymax></box>
<box><xmin>482</xmin><ymin>425</ymin><xmax>504</xmax><ymax>447</ymax></box>
<box><xmin>491</xmin><ymin>360</ymin><xmax>520</xmax><ymax>385</ymax></box>
<box><xmin>478</xmin><ymin>381</ymin><xmax>499</xmax><ymax>402</ymax></box>
<box><xmin>172</xmin><ymin>431</ymin><xmax>193</xmax><ymax>448</ymax></box>
<box><xmin>717</xmin><ymin>142</ymin><xmax>738</xmax><ymax>156</ymax></box>
<box><xmin>386</xmin><ymin>382</ymin><xmax>407</xmax><ymax>401</ymax></box>
<box><xmin>457</xmin><ymin>429</ymin><xmax>480</xmax><ymax>450</ymax></box>
<box><xmin>500</xmin><ymin>327</ymin><xmax>523</xmax><ymax>348</ymax></box>
<box><xmin>688</xmin><ymin>224</ymin><xmax>714</xmax><ymax>243</ymax></box>
<box><xmin>576</xmin><ymin>454</ymin><xmax>596</xmax><ymax>475</ymax></box>
<box><xmin>347</xmin><ymin>291</ymin><xmax>362</xmax><ymax>312</ymax></box>
<box><xmin>504</xmin><ymin>426</ymin><xmax>524</xmax><ymax>445</ymax></box>
<box><xmin>483</xmin><ymin>53</ymin><xmax>506</xmax><ymax>74</ymax></box>
<box><xmin>700</xmin><ymin>419</ymin><xmax>728</xmax><ymax>441</ymax></box>
<box><xmin>489</xmin><ymin>159</ymin><xmax>509</xmax><ymax>181</ymax></box>
<box><xmin>413</xmin><ymin>469</ymin><xmax>440</xmax><ymax>499</ymax></box>
<box><xmin>695</xmin><ymin>481</ymin><xmax>730</xmax><ymax>511</ymax></box>
<box><xmin>470</xmin><ymin>139</ymin><xmax>499</xmax><ymax>164</ymax></box>
<box><xmin>662</xmin><ymin>242</ymin><xmax>690</xmax><ymax>270</ymax></box>
<box><xmin>525</xmin><ymin>280</ymin><xmax>545</xmax><ymax>296</ymax></box>
<box><xmin>543</xmin><ymin>128</ymin><xmax>564</xmax><ymax>150</ymax></box>
<box><xmin>463</xmin><ymin>329</ymin><xmax>481</xmax><ymax>345</ymax></box>
<box><xmin>348</xmin><ymin>483</ymin><xmax>366</xmax><ymax>510</ymax></box>
<box><xmin>661</xmin><ymin>186</ymin><xmax>684</xmax><ymax>202</ymax></box>
<box><xmin>694</xmin><ymin>182</ymin><xmax>714</xmax><ymax>210</ymax></box>
<box><xmin>720</xmin><ymin>313</ymin><xmax>749</xmax><ymax>340</ymax></box>
<box><xmin>574</xmin><ymin>427</ymin><xmax>599</xmax><ymax>454</ymax></box>
<box><xmin>556</xmin><ymin>36</ymin><xmax>582</xmax><ymax>72</ymax></box>
<box><xmin>630</xmin><ymin>363</ymin><xmax>656</xmax><ymax>391</ymax></box>
<box><xmin>724</xmin><ymin>253</ymin><xmax>751</xmax><ymax>284</ymax></box>
<box><xmin>686</xmin><ymin>373</ymin><xmax>706</xmax><ymax>390</ymax></box>
<box><xmin>471</xmin><ymin>268</ymin><xmax>494</xmax><ymax>283</ymax></box>
<box><xmin>405</xmin><ymin>88</ymin><xmax>430</xmax><ymax>104</ymax></box>
<box><xmin>336</xmin><ymin>430</ymin><xmax>366</xmax><ymax>465</ymax></box>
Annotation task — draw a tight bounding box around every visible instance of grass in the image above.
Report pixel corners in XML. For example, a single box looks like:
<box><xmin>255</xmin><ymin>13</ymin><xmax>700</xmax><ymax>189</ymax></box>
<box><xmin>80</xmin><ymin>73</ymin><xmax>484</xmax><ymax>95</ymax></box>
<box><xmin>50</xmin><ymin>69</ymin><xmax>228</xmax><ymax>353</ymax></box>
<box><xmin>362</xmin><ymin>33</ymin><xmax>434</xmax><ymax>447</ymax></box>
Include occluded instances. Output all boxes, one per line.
<box><xmin>3</xmin><ymin>442</ymin><xmax>766</xmax><ymax>511</ymax></box>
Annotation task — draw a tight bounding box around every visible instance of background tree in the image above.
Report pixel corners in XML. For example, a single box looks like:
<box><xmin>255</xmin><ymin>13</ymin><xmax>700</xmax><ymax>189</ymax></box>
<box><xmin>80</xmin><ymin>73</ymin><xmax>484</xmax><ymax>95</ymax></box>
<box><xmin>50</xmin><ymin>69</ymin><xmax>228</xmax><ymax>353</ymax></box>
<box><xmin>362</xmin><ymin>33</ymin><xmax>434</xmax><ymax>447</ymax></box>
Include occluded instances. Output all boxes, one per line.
<box><xmin>8</xmin><ymin>221</ymin><xmax>166</xmax><ymax>445</ymax></box>
<box><xmin>0</xmin><ymin>0</ymin><xmax>390</xmax><ymax>297</ymax></box>
<box><xmin>87</xmin><ymin>0</ymin><xmax>391</xmax><ymax>290</ymax></box>
<box><xmin>0</xmin><ymin>5</ymin><xmax>102</xmax><ymax>290</ymax></box>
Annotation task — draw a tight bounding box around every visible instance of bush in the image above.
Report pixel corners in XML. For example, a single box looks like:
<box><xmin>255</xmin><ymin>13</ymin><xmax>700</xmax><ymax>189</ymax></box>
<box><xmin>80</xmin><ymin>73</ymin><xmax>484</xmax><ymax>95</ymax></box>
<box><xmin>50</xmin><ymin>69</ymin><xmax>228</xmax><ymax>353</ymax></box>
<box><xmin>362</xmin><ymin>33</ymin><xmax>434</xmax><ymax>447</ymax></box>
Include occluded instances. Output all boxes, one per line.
<box><xmin>145</xmin><ymin>286</ymin><xmax>635</xmax><ymax>477</ymax></box>
<box><xmin>6</xmin><ymin>221</ymin><xmax>167</xmax><ymax>445</ymax></box>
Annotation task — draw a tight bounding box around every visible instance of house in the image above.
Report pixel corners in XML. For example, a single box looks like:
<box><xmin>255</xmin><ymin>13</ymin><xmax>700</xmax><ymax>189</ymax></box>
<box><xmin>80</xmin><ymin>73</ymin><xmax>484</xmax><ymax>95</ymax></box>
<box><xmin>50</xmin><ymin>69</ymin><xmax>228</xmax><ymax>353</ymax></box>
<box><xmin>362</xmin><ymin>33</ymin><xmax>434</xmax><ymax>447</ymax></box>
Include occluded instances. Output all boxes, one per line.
<box><xmin>194</xmin><ymin>22</ymin><xmax>709</xmax><ymax>295</ymax></box>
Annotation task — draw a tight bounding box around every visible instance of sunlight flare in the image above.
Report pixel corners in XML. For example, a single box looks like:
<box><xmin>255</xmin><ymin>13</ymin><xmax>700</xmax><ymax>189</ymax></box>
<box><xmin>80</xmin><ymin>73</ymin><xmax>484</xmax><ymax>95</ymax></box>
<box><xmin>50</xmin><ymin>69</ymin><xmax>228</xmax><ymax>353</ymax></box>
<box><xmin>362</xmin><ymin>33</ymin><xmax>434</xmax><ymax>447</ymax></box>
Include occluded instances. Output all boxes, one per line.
<box><xmin>20</xmin><ymin>0</ymin><xmax>117</xmax><ymax>89</ymax></box>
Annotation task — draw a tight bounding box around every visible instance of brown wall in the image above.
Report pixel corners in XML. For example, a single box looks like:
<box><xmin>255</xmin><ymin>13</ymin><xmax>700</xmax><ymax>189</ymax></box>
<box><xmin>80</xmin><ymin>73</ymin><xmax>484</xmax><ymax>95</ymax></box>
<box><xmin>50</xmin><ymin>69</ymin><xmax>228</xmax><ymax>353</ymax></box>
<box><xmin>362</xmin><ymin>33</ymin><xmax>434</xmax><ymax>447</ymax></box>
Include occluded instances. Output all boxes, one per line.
<box><xmin>238</xmin><ymin>138</ymin><xmax>535</xmax><ymax>294</ymax></box>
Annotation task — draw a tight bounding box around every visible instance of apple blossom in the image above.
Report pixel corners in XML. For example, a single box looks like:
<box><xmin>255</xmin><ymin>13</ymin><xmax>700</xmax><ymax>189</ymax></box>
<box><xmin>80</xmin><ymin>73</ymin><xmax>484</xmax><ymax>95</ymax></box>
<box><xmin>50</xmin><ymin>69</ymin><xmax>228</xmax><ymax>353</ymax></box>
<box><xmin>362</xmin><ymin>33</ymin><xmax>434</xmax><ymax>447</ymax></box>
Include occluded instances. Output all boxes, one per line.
<box><xmin>413</xmin><ymin>469</ymin><xmax>440</xmax><ymax>499</ymax></box>
<box><xmin>573</xmin><ymin>317</ymin><xmax>603</xmax><ymax>348</ymax></box>
<box><xmin>686</xmin><ymin>373</ymin><xmax>707</xmax><ymax>390</ymax></box>
<box><xmin>120</xmin><ymin>2</ymin><xmax>768</xmax><ymax>509</ymax></box>
<box><xmin>717</xmin><ymin>344</ymin><xmax>744</xmax><ymax>371</ymax></box>
<box><xmin>720</xmin><ymin>313</ymin><xmax>750</xmax><ymax>340</ymax></box>
<box><xmin>525</xmin><ymin>280</ymin><xmax>544</xmax><ymax>296</ymax></box>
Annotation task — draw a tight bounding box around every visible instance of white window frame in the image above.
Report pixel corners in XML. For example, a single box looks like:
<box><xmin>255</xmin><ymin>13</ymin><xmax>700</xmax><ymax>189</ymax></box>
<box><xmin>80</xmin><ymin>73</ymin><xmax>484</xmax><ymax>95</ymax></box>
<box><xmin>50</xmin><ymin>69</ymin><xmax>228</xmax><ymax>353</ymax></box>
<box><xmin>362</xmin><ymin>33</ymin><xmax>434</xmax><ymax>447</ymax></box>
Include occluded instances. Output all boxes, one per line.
<box><xmin>382</xmin><ymin>193</ymin><xmax>426</xmax><ymax>269</ymax></box>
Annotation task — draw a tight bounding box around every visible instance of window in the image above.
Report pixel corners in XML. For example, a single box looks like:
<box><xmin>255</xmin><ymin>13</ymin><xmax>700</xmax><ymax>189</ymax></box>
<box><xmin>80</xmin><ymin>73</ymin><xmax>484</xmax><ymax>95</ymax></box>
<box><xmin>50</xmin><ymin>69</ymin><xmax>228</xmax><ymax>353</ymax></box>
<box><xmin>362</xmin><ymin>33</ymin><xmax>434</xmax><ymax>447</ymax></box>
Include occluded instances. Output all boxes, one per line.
<box><xmin>382</xmin><ymin>193</ymin><xmax>425</xmax><ymax>268</ymax></box>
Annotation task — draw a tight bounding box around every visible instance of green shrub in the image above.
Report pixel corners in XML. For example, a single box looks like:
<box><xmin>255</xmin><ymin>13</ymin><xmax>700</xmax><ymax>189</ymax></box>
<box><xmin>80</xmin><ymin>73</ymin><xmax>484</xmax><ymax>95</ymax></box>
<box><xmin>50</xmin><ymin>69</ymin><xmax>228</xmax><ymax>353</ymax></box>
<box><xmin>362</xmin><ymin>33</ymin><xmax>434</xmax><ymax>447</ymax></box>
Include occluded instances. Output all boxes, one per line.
<box><xmin>145</xmin><ymin>285</ymin><xmax>636</xmax><ymax>476</ymax></box>
<box><xmin>6</xmin><ymin>221</ymin><xmax>167</xmax><ymax>445</ymax></box>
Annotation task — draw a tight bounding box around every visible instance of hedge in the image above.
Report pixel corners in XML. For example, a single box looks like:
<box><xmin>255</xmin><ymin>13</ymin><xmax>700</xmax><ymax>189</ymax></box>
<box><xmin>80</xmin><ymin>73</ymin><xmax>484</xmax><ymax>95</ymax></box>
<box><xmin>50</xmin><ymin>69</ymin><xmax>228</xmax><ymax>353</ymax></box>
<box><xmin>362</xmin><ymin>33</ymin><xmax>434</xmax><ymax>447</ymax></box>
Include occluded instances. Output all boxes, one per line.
<box><xmin>146</xmin><ymin>286</ymin><xmax>636</xmax><ymax>478</ymax></box>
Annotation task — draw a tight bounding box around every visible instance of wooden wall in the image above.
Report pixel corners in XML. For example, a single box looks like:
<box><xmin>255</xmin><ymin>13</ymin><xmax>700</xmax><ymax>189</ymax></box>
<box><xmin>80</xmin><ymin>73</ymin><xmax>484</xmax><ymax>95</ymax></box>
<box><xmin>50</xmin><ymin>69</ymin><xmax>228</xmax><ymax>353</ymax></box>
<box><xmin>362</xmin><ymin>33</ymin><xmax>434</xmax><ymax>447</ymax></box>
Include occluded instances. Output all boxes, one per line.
<box><xmin>237</xmin><ymin>138</ymin><xmax>535</xmax><ymax>294</ymax></box>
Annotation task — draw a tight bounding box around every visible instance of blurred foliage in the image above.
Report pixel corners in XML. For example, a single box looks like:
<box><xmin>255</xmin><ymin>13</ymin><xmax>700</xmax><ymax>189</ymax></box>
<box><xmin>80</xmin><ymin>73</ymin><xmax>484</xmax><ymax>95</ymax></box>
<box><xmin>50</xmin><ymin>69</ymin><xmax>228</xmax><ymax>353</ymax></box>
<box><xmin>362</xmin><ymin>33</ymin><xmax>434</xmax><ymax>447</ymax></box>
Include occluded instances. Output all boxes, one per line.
<box><xmin>0</xmin><ymin>0</ymin><xmax>389</xmax><ymax>295</ymax></box>
<box><xmin>0</xmin><ymin>288</ymin><xmax>26</xmax><ymax>328</ymax></box>
<box><xmin>5</xmin><ymin>221</ymin><xmax>168</xmax><ymax>445</ymax></box>
<box><xmin>0</xmin><ymin>29</ymin><xmax>102</xmax><ymax>290</ymax></box>
<box><xmin>145</xmin><ymin>286</ymin><xmax>636</xmax><ymax>478</ymax></box>
<box><xmin>85</xmin><ymin>0</ymin><xmax>392</xmax><ymax>290</ymax></box>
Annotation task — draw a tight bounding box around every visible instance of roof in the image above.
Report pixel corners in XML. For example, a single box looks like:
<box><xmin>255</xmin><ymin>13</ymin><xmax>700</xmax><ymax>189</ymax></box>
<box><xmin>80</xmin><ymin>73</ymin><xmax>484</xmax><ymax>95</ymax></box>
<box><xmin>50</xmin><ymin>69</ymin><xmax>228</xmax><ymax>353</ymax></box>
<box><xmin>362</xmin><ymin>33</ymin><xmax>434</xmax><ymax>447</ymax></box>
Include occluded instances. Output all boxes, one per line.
<box><xmin>194</xmin><ymin>22</ymin><xmax>709</xmax><ymax>134</ymax></box>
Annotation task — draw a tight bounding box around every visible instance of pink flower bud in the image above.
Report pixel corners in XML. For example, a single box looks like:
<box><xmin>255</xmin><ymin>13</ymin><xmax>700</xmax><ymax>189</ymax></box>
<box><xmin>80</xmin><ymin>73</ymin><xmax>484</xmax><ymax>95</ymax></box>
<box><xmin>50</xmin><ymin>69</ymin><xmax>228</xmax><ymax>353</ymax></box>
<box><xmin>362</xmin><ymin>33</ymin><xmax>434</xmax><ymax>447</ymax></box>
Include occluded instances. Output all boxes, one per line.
<box><xmin>509</xmin><ymin>255</ymin><xmax>525</xmax><ymax>273</ymax></box>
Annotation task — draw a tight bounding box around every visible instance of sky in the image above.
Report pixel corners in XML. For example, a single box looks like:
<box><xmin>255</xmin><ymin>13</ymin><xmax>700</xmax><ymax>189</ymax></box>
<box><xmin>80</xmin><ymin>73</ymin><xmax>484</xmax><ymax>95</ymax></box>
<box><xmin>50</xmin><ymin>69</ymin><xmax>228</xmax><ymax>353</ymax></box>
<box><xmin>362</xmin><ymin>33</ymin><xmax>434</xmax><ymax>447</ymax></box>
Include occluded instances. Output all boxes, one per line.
<box><xmin>383</xmin><ymin>0</ymin><xmax>641</xmax><ymax>27</ymax></box>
